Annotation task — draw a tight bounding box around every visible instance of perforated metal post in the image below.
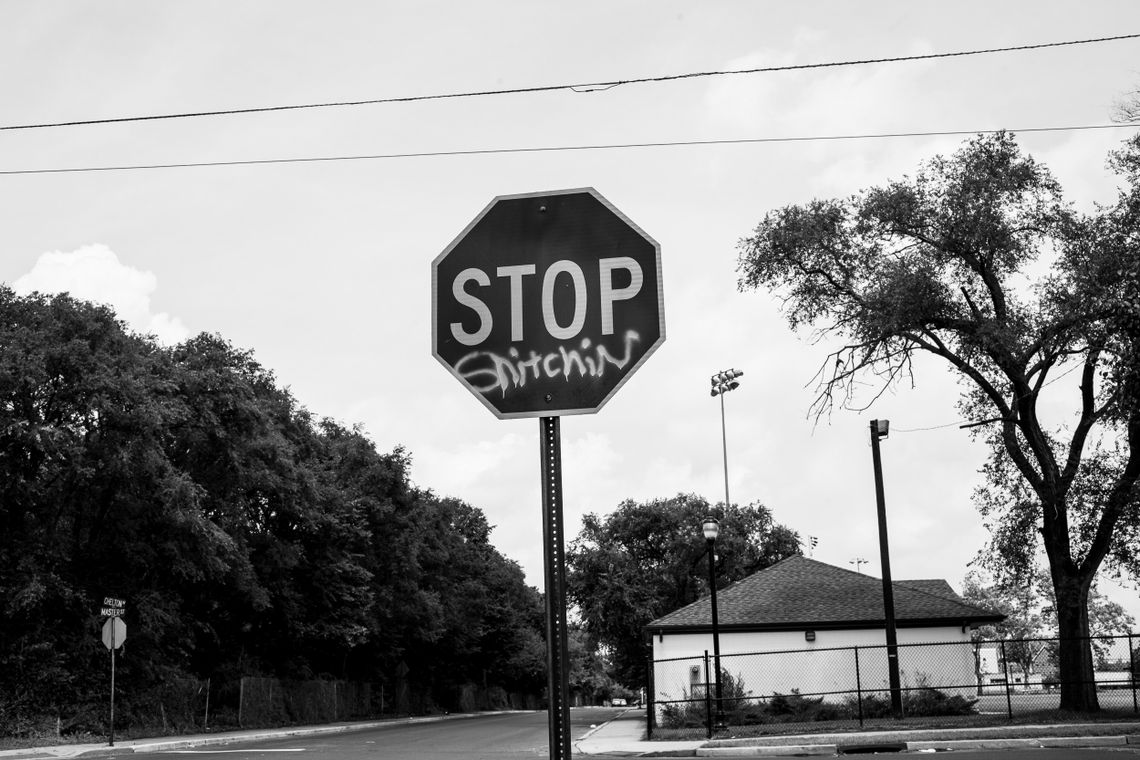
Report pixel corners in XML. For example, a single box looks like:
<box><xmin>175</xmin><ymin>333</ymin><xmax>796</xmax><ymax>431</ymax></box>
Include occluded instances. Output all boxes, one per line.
<box><xmin>109</xmin><ymin>633</ymin><xmax>116</xmax><ymax>746</ymax></box>
<box><xmin>540</xmin><ymin>416</ymin><xmax>572</xmax><ymax>760</ymax></box>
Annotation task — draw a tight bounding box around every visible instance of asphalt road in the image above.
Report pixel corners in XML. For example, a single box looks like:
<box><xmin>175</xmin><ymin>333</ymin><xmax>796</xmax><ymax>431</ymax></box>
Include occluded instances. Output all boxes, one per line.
<box><xmin>121</xmin><ymin>708</ymin><xmax>624</xmax><ymax>760</ymax></box>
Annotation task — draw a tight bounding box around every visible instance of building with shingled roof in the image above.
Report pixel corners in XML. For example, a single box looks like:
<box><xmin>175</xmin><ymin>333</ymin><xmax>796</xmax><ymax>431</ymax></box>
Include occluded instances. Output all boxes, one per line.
<box><xmin>646</xmin><ymin>555</ymin><xmax>1004</xmax><ymax>708</ymax></box>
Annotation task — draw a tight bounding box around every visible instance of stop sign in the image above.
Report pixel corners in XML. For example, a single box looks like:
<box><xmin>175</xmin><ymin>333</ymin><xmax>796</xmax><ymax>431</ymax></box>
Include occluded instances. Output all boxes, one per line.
<box><xmin>432</xmin><ymin>188</ymin><xmax>665</xmax><ymax>419</ymax></box>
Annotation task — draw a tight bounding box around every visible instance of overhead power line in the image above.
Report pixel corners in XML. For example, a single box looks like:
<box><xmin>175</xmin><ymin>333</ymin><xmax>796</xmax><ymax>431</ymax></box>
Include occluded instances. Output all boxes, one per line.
<box><xmin>2</xmin><ymin>33</ymin><xmax>1137</xmax><ymax>132</ymax></box>
<box><xmin>893</xmin><ymin>355</ymin><xmax>1090</xmax><ymax>434</ymax></box>
<box><xmin>1</xmin><ymin>123</ymin><xmax>1135</xmax><ymax>177</ymax></box>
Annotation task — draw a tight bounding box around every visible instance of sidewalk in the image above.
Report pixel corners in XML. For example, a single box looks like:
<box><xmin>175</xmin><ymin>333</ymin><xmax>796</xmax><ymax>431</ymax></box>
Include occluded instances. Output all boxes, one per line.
<box><xmin>4</xmin><ymin>712</ymin><xmax>1140</xmax><ymax>758</ymax></box>
<box><xmin>575</xmin><ymin>711</ymin><xmax>1140</xmax><ymax>757</ymax></box>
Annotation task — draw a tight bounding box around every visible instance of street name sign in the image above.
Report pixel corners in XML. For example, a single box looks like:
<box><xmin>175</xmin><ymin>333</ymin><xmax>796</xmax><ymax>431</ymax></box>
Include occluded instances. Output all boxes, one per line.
<box><xmin>432</xmin><ymin>188</ymin><xmax>665</xmax><ymax>419</ymax></box>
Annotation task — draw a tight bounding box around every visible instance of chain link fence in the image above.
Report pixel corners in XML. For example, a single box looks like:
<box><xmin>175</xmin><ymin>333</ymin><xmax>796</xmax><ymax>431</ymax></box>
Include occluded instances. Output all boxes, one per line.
<box><xmin>648</xmin><ymin>633</ymin><xmax>1140</xmax><ymax>739</ymax></box>
<box><xmin>2</xmin><ymin>674</ymin><xmax>542</xmax><ymax>741</ymax></box>
<box><xmin>236</xmin><ymin>678</ymin><xmax>377</xmax><ymax>727</ymax></box>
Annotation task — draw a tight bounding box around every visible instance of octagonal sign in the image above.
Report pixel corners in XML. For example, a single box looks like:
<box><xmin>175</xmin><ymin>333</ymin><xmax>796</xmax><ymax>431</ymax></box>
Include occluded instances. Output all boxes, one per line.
<box><xmin>432</xmin><ymin>188</ymin><xmax>665</xmax><ymax>419</ymax></box>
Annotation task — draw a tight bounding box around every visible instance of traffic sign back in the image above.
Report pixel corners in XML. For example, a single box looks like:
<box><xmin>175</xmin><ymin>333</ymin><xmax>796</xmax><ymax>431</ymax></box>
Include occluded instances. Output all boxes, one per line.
<box><xmin>102</xmin><ymin>617</ymin><xmax>126</xmax><ymax>650</ymax></box>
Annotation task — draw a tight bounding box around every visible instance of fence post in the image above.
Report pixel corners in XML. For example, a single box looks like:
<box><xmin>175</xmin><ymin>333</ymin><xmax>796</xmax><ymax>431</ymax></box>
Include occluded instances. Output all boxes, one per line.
<box><xmin>1000</xmin><ymin>640</ymin><xmax>1013</xmax><ymax>721</ymax></box>
<box><xmin>238</xmin><ymin>677</ymin><xmax>245</xmax><ymax>728</ymax></box>
<box><xmin>973</xmin><ymin>641</ymin><xmax>981</xmax><ymax>696</ymax></box>
<box><xmin>853</xmin><ymin>646</ymin><xmax>864</xmax><ymax>729</ymax></box>
<box><xmin>704</xmin><ymin>651</ymin><xmax>713</xmax><ymax>740</ymax></box>
<box><xmin>1129</xmin><ymin>632</ymin><xmax>1137</xmax><ymax>714</ymax></box>
<box><xmin>646</xmin><ymin>653</ymin><xmax>655</xmax><ymax>739</ymax></box>
<box><xmin>204</xmin><ymin>677</ymin><xmax>210</xmax><ymax>731</ymax></box>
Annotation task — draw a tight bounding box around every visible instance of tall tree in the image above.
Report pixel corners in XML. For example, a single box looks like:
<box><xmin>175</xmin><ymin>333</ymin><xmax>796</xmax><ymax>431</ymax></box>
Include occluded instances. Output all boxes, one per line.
<box><xmin>736</xmin><ymin>132</ymin><xmax>1140</xmax><ymax>711</ymax></box>
<box><xmin>0</xmin><ymin>288</ymin><xmax>550</xmax><ymax>730</ymax></box>
<box><xmin>566</xmin><ymin>493</ymin><xmax>800</xmax><ymax>687</ymax></box>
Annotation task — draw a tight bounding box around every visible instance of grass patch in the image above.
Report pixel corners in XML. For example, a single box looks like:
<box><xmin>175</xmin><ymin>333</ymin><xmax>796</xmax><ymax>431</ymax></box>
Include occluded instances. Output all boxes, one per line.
<box><xmin>0</xmin><ymin>732</ymin><xmax>104</xmax><ymax>751</ymax></box>
<box><xmin>651</xmin><ymin>709</ymin><xmax>1140</xmax><ymax>743</ymax></box>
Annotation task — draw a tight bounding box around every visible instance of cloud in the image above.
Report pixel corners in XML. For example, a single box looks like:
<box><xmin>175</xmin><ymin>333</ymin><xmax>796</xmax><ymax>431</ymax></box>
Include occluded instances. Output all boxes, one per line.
<box><xmin>12</xmin><ymin>244</ymin><xmax>190</xmax><ymax>344</ymax></box>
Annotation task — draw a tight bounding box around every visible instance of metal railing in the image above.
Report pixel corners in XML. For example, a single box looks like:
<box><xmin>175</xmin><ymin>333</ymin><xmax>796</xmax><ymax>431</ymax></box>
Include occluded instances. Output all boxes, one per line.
<box><xmin>646</xmin><ymin>633</ymin><xmax>1139</xmax><ymax>739</ymax></box>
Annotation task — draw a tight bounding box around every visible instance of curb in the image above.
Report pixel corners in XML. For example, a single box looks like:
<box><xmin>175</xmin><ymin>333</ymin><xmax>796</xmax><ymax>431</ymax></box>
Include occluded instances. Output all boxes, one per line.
<box><xmin>698</xmin><ymin>745</ymin><xmax>836</xmax><ymax>757</ymax></box>
<box><xmin>907</xmin><ymin>735</ymin><xmax>1130</xmax><ymax>752</ymax></box>
<box><xmin>683</xmin><ymin>734</ymin><xmax>1140</xmax><ymax>757</ymax></box>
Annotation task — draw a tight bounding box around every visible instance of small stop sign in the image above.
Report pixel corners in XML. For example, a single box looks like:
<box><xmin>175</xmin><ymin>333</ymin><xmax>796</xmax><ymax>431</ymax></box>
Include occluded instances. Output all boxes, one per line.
<box><xmin>432</xmin><ymin>188</ymin><xmax>665</xmax><ymax>419</ymax></box>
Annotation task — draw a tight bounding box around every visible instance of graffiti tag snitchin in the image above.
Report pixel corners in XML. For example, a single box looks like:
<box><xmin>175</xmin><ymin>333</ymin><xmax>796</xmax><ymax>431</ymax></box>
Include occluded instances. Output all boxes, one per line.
<box><xmin>457</xmin><ymin>330</ymin><xmax>641</xmax><ymax>397</ymax></box>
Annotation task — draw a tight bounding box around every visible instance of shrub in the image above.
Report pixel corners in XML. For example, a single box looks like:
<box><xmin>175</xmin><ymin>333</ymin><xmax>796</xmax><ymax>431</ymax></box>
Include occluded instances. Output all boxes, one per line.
<box><xmin>850</xmin><ymin>688</ymin><xmax>977</xmax><ymax>718</ymax></box>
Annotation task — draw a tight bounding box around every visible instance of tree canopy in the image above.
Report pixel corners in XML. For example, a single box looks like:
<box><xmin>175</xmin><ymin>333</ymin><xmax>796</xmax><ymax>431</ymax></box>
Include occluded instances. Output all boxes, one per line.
<box><xmin>566</xmin><ymin>493</ymin><xmax>800</xmax><ymax>688</ymax></box>
<box><xmin>0</xmin><ymin>287</ymin><xmax>546</xmax><ymax>733</ymax></box>
<box><xmin>736</xmin><ymin>132</ymin><xmax>1140</xmax><ymax>711</ymax></box>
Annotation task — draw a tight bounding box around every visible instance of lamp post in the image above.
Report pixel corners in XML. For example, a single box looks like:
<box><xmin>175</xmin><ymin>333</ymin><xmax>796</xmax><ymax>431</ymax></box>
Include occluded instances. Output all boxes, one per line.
<box><xmin>702</xmin><ymin>515</ymin><xmax>726</xmax><ymax>731</ymax></box>
<box><xmin>869</xmin><ymin>419</ymin><xmax>903</xmax><ymax>718</ymax></box>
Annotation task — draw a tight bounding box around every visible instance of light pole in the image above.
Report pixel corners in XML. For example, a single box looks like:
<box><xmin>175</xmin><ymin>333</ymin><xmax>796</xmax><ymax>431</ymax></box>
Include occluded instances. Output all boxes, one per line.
<box><xmin>710</xmin><ymin>368</ymin><xmax>744</xmax><ymax>513</ymax></box>
<box><xmin>702</xmin><ymin>515</ymin><xmax>726</xmax><ymax>731</ymax></box>
<box><xmin>869</xmin><ymin>419</ymin><xmax>903</xmax><ymax>718</ymax></box>
<box><xmin>706</xmin><ymin>368</ymin><xmax>741</xmax><ymax>732</ymax></box>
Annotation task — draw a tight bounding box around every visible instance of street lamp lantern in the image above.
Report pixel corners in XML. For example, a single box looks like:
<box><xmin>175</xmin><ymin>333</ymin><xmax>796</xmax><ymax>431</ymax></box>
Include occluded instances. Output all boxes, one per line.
<box><xmin>702</xmin><ymin>516</ymin><xmax>720</xmax><ymax>541</ymax></box>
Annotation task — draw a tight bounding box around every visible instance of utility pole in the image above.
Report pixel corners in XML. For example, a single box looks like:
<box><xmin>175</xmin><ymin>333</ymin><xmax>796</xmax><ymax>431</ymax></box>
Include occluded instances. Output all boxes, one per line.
<box><xmin>870</xmin><ymin>419</ymin><xmax>903</xmax><ymax>719</ymax></box>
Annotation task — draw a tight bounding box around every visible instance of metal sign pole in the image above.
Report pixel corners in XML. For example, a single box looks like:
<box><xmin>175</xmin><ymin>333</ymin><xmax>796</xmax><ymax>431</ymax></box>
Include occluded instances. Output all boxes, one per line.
<box><xmin>540</xmin><ymin>416</ymin><xmax>572</xmax><ymax>760</ymax></box>
<box><xmin>109</xmin><ymin>625</ymin><xmax>116</xmax><ymax>747</ymax></box>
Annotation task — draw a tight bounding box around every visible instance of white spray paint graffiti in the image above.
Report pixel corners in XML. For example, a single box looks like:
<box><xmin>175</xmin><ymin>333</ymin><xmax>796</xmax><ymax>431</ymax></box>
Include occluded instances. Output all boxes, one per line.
<box><xmin>456</xmin><ymin>330</ymin><xmax>642</xmax><ymax>397</ymax></box>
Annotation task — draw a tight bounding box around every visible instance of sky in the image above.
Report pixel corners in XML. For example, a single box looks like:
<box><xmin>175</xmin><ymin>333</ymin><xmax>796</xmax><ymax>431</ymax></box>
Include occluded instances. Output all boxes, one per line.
<box><xmin>3</xmin><ymin>2</ymin><xmax>1140</xmax><ymax>622</ymax></box>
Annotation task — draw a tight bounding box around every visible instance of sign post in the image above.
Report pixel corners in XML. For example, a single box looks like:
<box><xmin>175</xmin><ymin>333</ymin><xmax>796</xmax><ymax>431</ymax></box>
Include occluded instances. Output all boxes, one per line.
<box><xmin>101</xmin><ymin>598</ymin><xmax>126</xmax><ymax>746</ymax></box>
<box><xmin>433</xmin><ymin>188</ymin><xmax>664</xmax><ymax>759</ymax></box>
<box><xmin>540</xmin><ymin>416</ymin><xmax>571</xmax><ymax>758</ymax></box>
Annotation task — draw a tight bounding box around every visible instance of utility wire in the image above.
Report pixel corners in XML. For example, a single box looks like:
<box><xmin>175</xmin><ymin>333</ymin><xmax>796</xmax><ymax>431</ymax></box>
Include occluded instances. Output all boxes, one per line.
<box><xmin>893</xmin><ymin>357</ymin><xmax>1091</xmax><ymax>433</ymax></box>
<box><xmin>2</xmin><ymin>123</ymin><xmax>1136</xmax><ymax>177</ymax></box>
<box><xmin>2</xmin><ymin>33</ymin><xmax>1137</xmax><ymax>132</ymax></box>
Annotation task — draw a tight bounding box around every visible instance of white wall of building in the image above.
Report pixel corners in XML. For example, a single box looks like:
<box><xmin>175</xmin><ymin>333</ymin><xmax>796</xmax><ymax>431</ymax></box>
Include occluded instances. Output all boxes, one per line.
<box><xmin>651</xmin><ymin>625</ymin><xmax>977</xmax><ymax>708</ymax></box>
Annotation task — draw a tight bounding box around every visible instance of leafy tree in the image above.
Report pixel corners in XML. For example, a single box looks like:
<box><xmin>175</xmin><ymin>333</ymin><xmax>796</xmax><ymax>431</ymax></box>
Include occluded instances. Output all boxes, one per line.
<box><xmin>962</xmin><ymin>569</ymin><xmax>1135</xmax><ymax>680</ymax></box>
<box><xmin>961</xmin><ymin>570</ymin><xmax>1051</xmax><ymax>682</ymax></box>
<box><xmin>566</xmin><ymin>624</ymin><xmax>620</xmax><ymax>705</ymax></box>
<box><xmin>1114</xmin><ymin>87</ymin><xmax>1140</xmax><ymax>123</ymax></box>
<box><xmin>0</xmin><ymin>292</ymin><xmax>294</xmax><ymax>728</ymax></box>
<box><xmin>0</xmin><ymin>287</ymin><xmax>549</xmax><ymax>730</ymax></box>
<box><xmin>566</xmin><ymin>493</ymin><xmax>800</xmax><ymax>688</ymax></box>
<box><xmin>736</xmin><ymin>132</ymin><xmax>1140</xmax><ymax>711</ymax></box>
